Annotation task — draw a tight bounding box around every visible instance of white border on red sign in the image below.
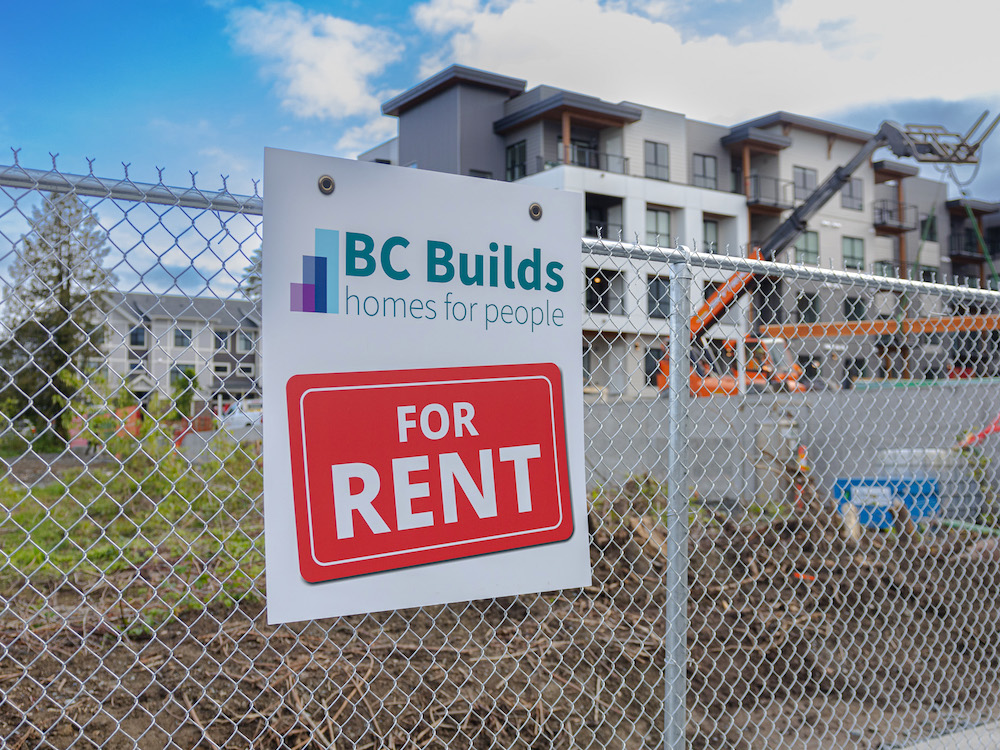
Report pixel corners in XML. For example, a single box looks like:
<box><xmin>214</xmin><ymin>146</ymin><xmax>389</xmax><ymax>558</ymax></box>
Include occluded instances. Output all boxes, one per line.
<box><xmin>298</xmin><ymin>374</ymin><xmax>567</xmax><ymax>569</ymax></box>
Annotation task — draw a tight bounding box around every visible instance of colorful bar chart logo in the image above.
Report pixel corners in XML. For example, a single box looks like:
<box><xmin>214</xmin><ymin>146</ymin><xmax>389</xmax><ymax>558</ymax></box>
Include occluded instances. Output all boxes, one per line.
<box><xmin>290</xmin><ymin>229</ymin><xmax>339</xmax><ymax>313</ymax></box>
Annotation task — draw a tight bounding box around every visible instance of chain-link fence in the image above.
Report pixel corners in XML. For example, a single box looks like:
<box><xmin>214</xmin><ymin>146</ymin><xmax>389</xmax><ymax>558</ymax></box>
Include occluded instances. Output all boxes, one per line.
<box><xmin>2</xmin><ymin>157</ymin><xmax>1000</xmax><ymax>749</ymax></box>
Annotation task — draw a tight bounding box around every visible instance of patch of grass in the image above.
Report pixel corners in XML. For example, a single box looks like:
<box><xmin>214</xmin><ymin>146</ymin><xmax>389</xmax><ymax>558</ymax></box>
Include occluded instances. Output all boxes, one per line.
<box><xmin>0</xmin><ymin>425</ymin><xmax>265</xmax><ymax>629</ymax></box>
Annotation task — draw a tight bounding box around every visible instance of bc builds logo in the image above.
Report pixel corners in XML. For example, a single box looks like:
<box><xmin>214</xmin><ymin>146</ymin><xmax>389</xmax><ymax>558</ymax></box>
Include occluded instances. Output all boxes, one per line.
<box><xmin>290</xmin><ymin>229</ymin><xmax>340</xmax><ymax>314</ymax></box>
<box><xmin>290</xmin><ymin>228</ymin><xmax>567</xmax><ymax>332</ymax></box>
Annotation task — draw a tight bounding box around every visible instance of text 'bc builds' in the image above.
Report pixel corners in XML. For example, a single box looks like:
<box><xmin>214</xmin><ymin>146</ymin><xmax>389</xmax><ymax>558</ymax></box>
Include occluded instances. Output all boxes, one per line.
<box><xmin>344</xmin><ymin>232</ymin><xmax>565</xmax><ymax>293</ymax></box>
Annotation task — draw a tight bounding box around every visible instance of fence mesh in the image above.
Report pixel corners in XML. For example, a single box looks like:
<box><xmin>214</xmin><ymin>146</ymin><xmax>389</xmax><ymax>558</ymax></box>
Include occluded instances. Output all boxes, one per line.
<box><xmin>2</xmin><ymin>158</ymin><xmax>1000</xmax><ymax>750</ymax></box>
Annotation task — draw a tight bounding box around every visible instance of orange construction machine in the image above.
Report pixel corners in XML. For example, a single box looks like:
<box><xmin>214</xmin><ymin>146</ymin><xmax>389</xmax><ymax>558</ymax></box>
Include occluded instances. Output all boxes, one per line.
<box><xmin>658</xmin><ymin>113</ymin><xmax>999</xmax><ymax>396</ymax></box>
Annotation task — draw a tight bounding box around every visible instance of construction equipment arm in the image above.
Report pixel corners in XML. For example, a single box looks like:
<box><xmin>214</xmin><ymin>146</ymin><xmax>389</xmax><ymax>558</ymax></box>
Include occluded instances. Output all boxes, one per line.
<box><xmin>691</xmin><ymin>122</ymin><xmax>914</xmax><ymax>339</ymax></box>
<box><xmin>757</xmin><ymin>123</ymin><xmax>902</xmax><ymax>262</ymax></box>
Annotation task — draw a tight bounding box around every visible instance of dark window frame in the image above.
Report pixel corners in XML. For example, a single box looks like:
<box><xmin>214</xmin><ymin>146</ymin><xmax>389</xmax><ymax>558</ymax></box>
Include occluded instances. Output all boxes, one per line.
<box><xmin>844</xmin><ymin>296</ymin><xmax>867</xmax><ymax>321</ymax></box>
<box><xmin>843</xmin><ymin>236</ymin><xmax>865</xmax><ymax>271</ymax></box>
<box><xmin>703</xmin><ymin>219</ymin><xmax>719</xmax><ymax>253</ymax></box>
<box><xmin>842</xmin><ymin>177</ymin><xmax>864</xmax><ymax>210</ymax></box>
<box><xmin>505</xmin><ymin>140</ymin><xmax>526</xmax><ymax>181</ymax></box>
<box><xmin>793</xmin><ymin>166</ymin><xmax>817</xmax><ymax>201</ymax></box>
<box><xmin>647</xmin><ymin>275</ymin><xmax>670</xmax><ymax>319</ymax></box>
<box><xmin>795</xmin><ymin>230</ymin><xmax>819</xmax><ymax>266</ymax></box>
<box><xmin>644</xmin><ymin>141</ymin><xmax>670</xmax><ymax>181</ymax></box>
<box><xmin>174</xmin><ymin>327</ymin><xmax>193</xmax><ymax>348</ymax></box>
<box><xmin>646</xmin><ymin>206</ymin><xmax>671</xmax><ymax>246</ymax></box>
<box><xmin>692</xmin><ymin>154</ymin><xmax>717</xmax><ymax>189</ymax></box>
<box><xmin>586</xmin><ymin>267</ymin><xmax>624</xmax><ymax>316</ymax></box>
<box><xmin>129</xmin><ymin>326</ymin><xmax>146</xmax><ymax>348</ymax></box>
<box><xmin>795</xmin><ymin>292</ymin><xmax>820</xmax><ymax>324</ymax></box>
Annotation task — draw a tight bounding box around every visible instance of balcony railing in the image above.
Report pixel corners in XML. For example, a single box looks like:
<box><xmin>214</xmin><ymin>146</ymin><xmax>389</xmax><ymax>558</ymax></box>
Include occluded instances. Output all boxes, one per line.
<box><xmin>949</xmin><ymin>235</ymin><xmax>1000</xmax><ymax>259</ymax></box>
<box><xmin>873</xmin><ymin>200</ymin><xmax>918</xmax><ymax>232</ymax></box>
<box><xmin>536</xmin><ymin>149</ymin><xmax>629</xmax><ymax>176</ymax></box>
<box><xmin>745</xmin><ymin>175</ymin><xmax>795</xmax><ymax>210</ymax></box>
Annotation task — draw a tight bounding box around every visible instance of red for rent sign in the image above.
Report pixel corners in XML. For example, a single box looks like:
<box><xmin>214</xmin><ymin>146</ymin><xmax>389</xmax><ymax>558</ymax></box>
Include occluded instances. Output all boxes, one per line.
<box><xmin>286</xmin><ymin>363</ymin><xmax>573</xmax><ymax>583</ymax></box>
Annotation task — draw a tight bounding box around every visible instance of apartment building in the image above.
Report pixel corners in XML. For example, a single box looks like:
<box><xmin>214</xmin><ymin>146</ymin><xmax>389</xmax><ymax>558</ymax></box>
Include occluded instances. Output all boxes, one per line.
<box><xmin>362</xmin><ymin>65</ymin><xmax>1000</xmax><ymax>391</ymax></box>
<box><xmin>104</xmin><ymin>293</ymin><xmax>260</xmax><ymax>411</ymax></box>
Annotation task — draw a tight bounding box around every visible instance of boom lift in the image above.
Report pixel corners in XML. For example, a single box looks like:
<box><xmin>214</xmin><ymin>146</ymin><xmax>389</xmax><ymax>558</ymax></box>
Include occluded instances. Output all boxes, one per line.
<box><xmin>660</xmin><ymin>113</ymin><xmax>1000</xmax><ymax>394</ymax></box>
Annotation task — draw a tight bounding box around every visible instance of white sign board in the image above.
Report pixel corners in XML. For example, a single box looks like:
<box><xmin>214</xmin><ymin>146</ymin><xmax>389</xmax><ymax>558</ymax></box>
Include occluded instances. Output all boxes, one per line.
<box><xmin>263</xmin><ymin>148</ymin><xmax>589</xmax><ymax>623</ymax></box>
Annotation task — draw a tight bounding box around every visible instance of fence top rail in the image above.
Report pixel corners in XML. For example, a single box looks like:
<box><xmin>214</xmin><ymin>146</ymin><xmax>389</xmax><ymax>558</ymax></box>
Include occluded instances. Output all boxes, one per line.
<box><xmin>583</xmin><ymin>237</ymin><xmax>1000</xmax><ymax>301</ymax></box>
<box><xmin>3</xmin><ymin>161</ymin><xmax>992</xmax><ymax>301</ymax></box>
<box><xmin>0</xmin><ymin>163</ymin><xmax>263</xmax><ymax>216</ymax></box>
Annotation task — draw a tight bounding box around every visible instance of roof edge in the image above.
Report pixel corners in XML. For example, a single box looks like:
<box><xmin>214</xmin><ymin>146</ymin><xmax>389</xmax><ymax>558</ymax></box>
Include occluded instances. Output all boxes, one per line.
<box><xmin>493</xmin><ymin>91</ymin><xmax>642</xmax><ymax>134</ymax></box>
<box><xmin>729</xmin><ymin>111</ymin><xmax>872</xmax><ymax>144</ymax></box>
<box><xmin>382</xmin><ymin>65</ymin><xmax>526</xmax><ymax>117</ymax></box>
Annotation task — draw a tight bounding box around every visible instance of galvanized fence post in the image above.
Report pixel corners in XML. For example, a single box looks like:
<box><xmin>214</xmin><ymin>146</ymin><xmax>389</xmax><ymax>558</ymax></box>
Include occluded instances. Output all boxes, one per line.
<box><xmin>665</xmin><ymin>249</ymin><xmax>692</xmax><ymax>750</ymax></box>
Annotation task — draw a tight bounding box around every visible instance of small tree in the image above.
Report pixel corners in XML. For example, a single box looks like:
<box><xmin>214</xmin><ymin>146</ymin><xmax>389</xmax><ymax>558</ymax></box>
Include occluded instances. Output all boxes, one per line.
<box><xmin>169</xmin><ymin>366</ymin><xmax>199</xmax><ymax>422</ymax></box>
<box><xmin>0</xmin><ymin>192</ymin><xmax>115</xmax><ymax>441</ymax></box>
<box><xmin>240</xmin><ymin>247</ymin><xmax>262</xmax><ymax>301</ymax></box>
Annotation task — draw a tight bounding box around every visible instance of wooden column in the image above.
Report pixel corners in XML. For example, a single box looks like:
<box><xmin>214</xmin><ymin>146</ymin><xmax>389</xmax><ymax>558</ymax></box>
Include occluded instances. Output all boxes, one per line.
<box><xmin>896</xmin><ymin>181</ymin><xmax>911</xmax><ymax>378</ymax></box>
<box><xmin>562</xmin><ymin>112</ymin><xmax>571</xmax><ymax>166</ymax></box>
<box><xmin>743</xmin><ymin>145</ymin><xmax>752</xmax><ymax>246</ymax></box>
<box><xmin>896</xmin><ymin>181</ymin><xmax>908</xmax><ymax>273</ymax></box>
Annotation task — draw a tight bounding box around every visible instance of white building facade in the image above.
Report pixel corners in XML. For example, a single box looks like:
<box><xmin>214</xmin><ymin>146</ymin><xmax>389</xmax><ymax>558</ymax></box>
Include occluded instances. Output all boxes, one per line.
<box><xmin>104</xmin><ymin>293</ymin><xmax>260</xmax><ymax>410</ymax></box>
<box><xmin>361</xmin><ymin>66</ymin><xmax>999</xmax><ymax>392</ymax></box>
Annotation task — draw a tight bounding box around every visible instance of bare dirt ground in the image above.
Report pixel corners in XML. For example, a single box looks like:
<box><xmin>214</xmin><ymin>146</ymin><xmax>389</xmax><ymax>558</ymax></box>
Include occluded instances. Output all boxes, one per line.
<box><xmin>3</xmin><ymin>472</ymin><xmax>1000</xmax><ymax>749</ymax></box>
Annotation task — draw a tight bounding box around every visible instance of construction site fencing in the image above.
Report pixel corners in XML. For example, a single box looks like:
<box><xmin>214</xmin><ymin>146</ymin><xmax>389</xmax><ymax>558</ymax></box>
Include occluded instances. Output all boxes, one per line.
<box><xmin>2</xmin><ymin>157</ymin><xmax>1000</xmax><ymax>750</ymax></box>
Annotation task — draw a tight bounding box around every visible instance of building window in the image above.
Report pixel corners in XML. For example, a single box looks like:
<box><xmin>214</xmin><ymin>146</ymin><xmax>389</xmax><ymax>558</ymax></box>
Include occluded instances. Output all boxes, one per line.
<box><xmin>793</xmin><ymin>166</ymin><xmax>817</xmax><ymax>201</ymax></box>
<box><xmin>214</xmin><ymin>362</ymin><xmax>230</xmax><ymax>376</ymax></box>
<box><xmin>920</xmin><ymin>265</ymin><xmax>938</xmax><ymax>283</ymax></box>
<box><xmin>795</xmin><ymin>293</ymin><xmax>820</xmax><ymax>324</ymax></box>
<box><xmin>235</xmin><ymin>331</ymin><xmax>255</xmax><ymax>354</ymax></box>
<box><xmin>214</xmin><ymin>329</ymin><xmax>229</xmax><ymax>349</ymax></box>
<box><xmin>844</xmin><ymin>296</ymin><xmax>867</xmax><ymax>321</ymax></box>
<box><xmin>644</xmin><ymin>141</ymin><xmax>670</xmax><ymax>181</ymax></box>
<box><xmin>646</xmin><ymin>207</ymin><xmax>671</xmax><ymax>245</ymax></box>
<box><xmin>755</xmin><ymin>277</ymin><xmax>784</xmax><ymax>326</ymax></box>
<box><xmin>842</xmin><ymin>236</ymin><xmax>864</xmax><ymax>270</ymax></box>
<box><xmin>920</xmin><ymin>214</ymin><xmax>938</xmax><ymax>242</ymax></box>
<box><xmin>505</xmin><ymin>140</ymin><xmax>526</xmax><ymax>181</ymax></box>
<box><xmin>693</xmin><ymin>154</ymin><xmax>717</xmax><ymax>189</ymax></box>
<box><xmin>842</xmin><ymin>178</ymin><xmax>863</xmax><ymax>210</ymax></box>
<box><xmin>174</xmin><ymin>327</ymin><xmax>192</xmax><ymax>347</ymax></box>
<box><xmin>238</xmin><ymin>363</ymin><xmax>255</xmax><ymax>378</ymax></box>
<box><xmin>795</xmin><ymin>231</ymin><xmax>819</xmax><ymax>265</ymax></box>
<box><xmin>647</xmin><ymin>275</ymin><xmax>670</xmax><ymax>319</ymax></box>
<box><xmin>129</xmin><ymin>326</ymin><xmax>146</xmax><ymax>348</ymax></box>
<box><xmin>586</xmin><ymin>268</ymin><xmax>624</xmax><ymax>315</ymax></box>
<box><xmin>645</xmin><ymin>346</ymin><xmax>665</xmax><ymax>387</ymax></box>
<box><xmin>703</xmin><ymin>220</ymin><xmax>719</xmax><ymax>253</ymax></box>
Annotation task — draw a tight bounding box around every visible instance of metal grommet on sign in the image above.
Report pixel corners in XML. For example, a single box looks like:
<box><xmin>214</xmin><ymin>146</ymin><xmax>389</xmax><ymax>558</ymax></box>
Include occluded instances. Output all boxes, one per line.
<box><xmin>318</xmin><ymin>175</ymin><xmax>335</xmax><ymax>195</ymax></box>
<box><xmin>528</xmin><ymin>202</ymin><xmax>543</xmax><ymax>221</ymax></box>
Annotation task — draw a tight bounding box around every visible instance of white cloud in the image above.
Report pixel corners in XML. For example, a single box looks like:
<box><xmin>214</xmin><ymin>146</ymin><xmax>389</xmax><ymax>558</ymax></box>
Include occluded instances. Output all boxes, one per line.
<box><xmin>412</xmin><ymin>0</ymin><xmax>485</xmax><ymax>34</ymax></box>
<box><xmin>228</xmin><ymin>3</ymin><xmax>404</xmax><ymax>120</ymax></box>
<box><xmin>336</xmin><ymin>116</ymin><xmax>400</xmax><ymax>157</ymax></box>
<box><xmin>410</xmin><ymin>0</ymin><xmax>1000</xmax><ymax>124</ymax></box>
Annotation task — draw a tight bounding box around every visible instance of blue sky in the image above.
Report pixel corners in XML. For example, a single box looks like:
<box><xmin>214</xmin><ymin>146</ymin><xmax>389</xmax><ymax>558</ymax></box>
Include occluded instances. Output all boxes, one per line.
<box><xmin>3</xmin><ymin>0</ymin><xmax>999</xmax><ymax>201</ymax></box>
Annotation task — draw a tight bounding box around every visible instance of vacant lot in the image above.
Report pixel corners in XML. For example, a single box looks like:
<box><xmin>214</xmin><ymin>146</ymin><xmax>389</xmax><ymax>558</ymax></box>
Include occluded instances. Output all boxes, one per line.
<box><xmin>2</xmin><ymin>442</ymin><xmax>999</xmax><ymax>749</ymax></box>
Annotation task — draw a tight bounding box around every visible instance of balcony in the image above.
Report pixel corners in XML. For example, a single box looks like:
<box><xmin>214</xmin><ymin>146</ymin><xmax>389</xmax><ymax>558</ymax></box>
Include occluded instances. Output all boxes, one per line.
<box><xmin>949</xmin><ymin>235</ymin><xmax>1000</xmax><ymax>261</ymax></box>
<box><xmin>536</xmin><ymin>147</ymin><xmax>629</xmax><ymax>176</ymax></box>
<box><xmin>873</xmin><ymin>200</ymin><xmax>918</xmax><ymax>234</ymax></box>
<box><xmin>744</xmin><ymin>175</ymin><xmax>794</xmax><ymax>213</ymax></box>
